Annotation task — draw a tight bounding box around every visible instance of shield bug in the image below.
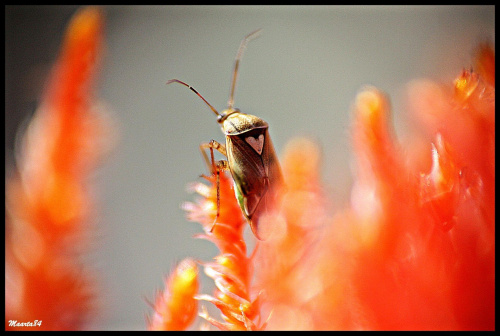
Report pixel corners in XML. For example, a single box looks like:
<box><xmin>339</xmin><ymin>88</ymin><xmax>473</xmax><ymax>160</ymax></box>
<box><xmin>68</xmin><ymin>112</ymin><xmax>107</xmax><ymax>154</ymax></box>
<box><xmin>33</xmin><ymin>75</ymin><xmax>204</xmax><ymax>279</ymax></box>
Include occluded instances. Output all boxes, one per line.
<box><xmin>167</xmin><ymin>29</ymin><xmax>284</xmax><ymax>240</ymax></box>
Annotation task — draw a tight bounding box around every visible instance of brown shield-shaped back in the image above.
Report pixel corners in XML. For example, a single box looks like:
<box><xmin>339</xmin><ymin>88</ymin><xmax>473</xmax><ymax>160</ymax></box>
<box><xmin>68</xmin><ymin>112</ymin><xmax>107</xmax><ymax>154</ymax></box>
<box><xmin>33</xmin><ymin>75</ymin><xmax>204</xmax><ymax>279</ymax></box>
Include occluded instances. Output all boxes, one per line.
<box><xmin>224</xmin><ymin>119</ymin><xmax>284</xmax><ymax>240</ymax></box>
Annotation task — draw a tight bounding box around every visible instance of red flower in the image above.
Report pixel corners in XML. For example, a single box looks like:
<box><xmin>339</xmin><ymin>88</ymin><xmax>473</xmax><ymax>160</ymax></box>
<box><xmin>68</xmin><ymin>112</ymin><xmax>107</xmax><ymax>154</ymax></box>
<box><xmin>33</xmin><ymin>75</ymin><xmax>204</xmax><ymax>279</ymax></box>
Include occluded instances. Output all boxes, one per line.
<box><xmin>148</xmin><ymin>258</ymin><xmax>199</xmax><ymax>331</ymax></box>
<box><xmin>5</xmin><ymin>7</ymin><xmax>114</xmax><ymax>330</ymax></box>
<box><xmin>186</xmin><ymin>173</ymin><xmax>264</xmax><ymax>330</ymax></box>
<box><xmin>151</xmin><ymin>44</ymin><xmax>494</xmax><ymax>330</ymax></box>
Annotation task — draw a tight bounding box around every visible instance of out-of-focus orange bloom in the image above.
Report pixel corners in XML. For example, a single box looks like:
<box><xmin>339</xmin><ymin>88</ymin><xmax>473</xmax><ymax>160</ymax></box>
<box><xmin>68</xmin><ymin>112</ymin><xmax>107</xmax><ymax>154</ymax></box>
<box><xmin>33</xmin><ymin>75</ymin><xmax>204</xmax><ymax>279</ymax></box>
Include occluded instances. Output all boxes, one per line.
<box><xmin>5</xmin><ymin>6</ymin><xmax>113</xmax><ymax>330</ymax></box>
<box><xmin>189</xmin><ymin>172</ymin><xmax>265</xmax><ymax>330</ymax></box>
<box><xmin>148</xmin><ymin>170</ymin><xmax>263</xmax><ymax>330</ymax></box>
<box><xmin>148</xmin><ymin>258</ymin><xmax>199</xmax><ymax>330</ymax></box>
<box><xmin>152</xmin><ymin>44</ymin><xmax>494</xmax><ymax>330</ymax></box>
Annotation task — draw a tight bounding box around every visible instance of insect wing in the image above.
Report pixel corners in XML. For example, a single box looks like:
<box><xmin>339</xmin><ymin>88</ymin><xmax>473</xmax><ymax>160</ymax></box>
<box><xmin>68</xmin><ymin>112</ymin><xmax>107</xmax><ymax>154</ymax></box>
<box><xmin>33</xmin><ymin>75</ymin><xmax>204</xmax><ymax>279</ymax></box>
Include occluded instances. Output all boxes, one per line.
<box><xmin>250</xmin><ymin>129</ymin><xmax>284</xmax><ymax>239</ymax></box>
<box><xmin>226</xmin><ymin>129</ymin><xmax>268</xmax><ymax>217</ymax></box>
<box><xmin>226</xmin><ymin>128</ymin><xmax>283</xmax><ymax>239</ymax></box>
<box><xmin>260</xmin><ymin>129</ymin><xmax>284</xmax><ymax>189</ymax></box>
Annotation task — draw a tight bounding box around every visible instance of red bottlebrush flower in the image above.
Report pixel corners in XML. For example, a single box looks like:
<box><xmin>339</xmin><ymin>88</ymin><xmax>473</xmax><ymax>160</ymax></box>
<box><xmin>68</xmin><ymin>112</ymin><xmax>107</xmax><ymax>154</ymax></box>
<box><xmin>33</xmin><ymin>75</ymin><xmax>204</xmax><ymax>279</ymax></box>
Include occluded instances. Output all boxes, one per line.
<box><xmin>148</xmin><ymin>258</ymin><xmax>199</xmax><ymax>331</ymax></box>
<box><xmin>183</xmin><ymin>172</ymin><xmax>264</xmax><ymax>330</ymax></box>
<box><xmin>5</xmin><ymin>6</ymin><xmax>114</xmax><ymax>330</ymax></box>
<box><xmin>252</xmin><ymin>137</ymin><xmax>330</xmax><ymax>330</ymax></box>
<box><xmin>155</xmin><ymin>44</ymin><xmax>494</xmax><ymax>331</ymax></box>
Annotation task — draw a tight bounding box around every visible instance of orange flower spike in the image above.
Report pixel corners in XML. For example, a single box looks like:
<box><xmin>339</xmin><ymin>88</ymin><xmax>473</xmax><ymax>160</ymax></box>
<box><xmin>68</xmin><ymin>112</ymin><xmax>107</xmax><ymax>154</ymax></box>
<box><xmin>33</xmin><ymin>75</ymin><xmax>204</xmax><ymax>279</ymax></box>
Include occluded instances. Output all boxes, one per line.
<box><xmin>277</xmin><ymin>137</ymin><xmax>325</xmax><ymax>237</ymax></box>
<box><xmin>348</xmin><ymin>87</ymin><xmax>457</xmax><ymax>330</ymax></box>
<box><xmin>281</xmin><ymin>137</ymin><xmax>322</xmax><ymax>192</ymax></box>
<box><xmin>409</xmin><ymin>46</ymin><xmax>494</xmax><ymax>195</ymax></box>
<box><xmin>186</xmin><ymin>172</ymin><xmax>245</xmax><ymax>235</ymax></box>
<box><xmin>350</xmin><ymin>87</ymin><xmax>413</xmax><ymax>253</ymax></box>
<box><xmin>188</xmin><ymin>173</ymin><xmax>248</xmax><ymax>258</ymax></box>
<box><xmin>148</xmin><ymin>258</ymin><xmax>199</xmax><ymax>331</ymax></box>
<box><xmin>42</xmin><ymin>5</ymin><xmax>105</xmax><ymax>176</ymax></box>
<box><xmin>12</xmin><ymin>6</ymin><xmax>106</xmax><ymax>238</ymax></box>
<box><xmin>347</xmin><ymin>46</ymin><xmax>494</xmax><ymax>330</ymax></box>
<box><xmin>454</xmin><ymin>56</ymin><xmax>495</xmax><ymax>182</ymax></box>
<box><xmin>448</xmin><ymin>46</ymin><xmax>495</xmax><ymax>330</ymax></box>
<box><xmin>352</xmin><ymin>87</ymin><xmax>402</xmax><ymax>185</ymax></box>
<box><xmin>183</xmin><ymin>171</ymin><xmax>261</xmax><ymax>330</ymax></box>
<box><xmin>252</xmin><ymin>138</ymin><xmax>330</xmax><ymax>330</ymax></box>
<box><xmin>5</xmin><ymin>6</ymin><xmax>108</xmax><ymax>331</ymax></box>
<box><xmin>448</xmin><ymin>47</ymin><xmax>495</xmax><ymax>231</ymax></box>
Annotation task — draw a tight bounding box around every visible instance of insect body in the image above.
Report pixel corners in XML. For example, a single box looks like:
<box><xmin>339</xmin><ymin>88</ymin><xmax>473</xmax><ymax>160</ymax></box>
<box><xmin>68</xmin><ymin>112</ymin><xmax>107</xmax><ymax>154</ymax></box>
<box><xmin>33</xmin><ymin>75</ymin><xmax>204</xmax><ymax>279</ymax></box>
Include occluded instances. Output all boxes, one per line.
<box><xmin>167</xmin><ymin>29</ymin><xmax>283</xmax><ymax>240</ymax></box>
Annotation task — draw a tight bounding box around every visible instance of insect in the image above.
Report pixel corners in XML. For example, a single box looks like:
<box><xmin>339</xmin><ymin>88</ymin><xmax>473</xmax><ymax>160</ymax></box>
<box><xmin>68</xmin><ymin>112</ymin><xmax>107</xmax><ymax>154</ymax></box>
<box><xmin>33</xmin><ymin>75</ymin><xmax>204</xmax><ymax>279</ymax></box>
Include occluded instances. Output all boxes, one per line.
<box><xmin>167</xmin><ymin>29</ymin><xmax>283</xmax><ymax>240</ymax></box>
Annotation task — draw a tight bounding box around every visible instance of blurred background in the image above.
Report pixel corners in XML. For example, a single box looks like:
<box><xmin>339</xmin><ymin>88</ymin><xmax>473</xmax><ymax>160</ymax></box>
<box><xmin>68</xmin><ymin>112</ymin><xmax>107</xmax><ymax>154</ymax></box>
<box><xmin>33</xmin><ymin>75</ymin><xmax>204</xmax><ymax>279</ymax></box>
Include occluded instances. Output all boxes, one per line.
<box><xmin>5</xmin><ymin>5</ymin><xmax>494</xmax><ymax>330</ymax></box>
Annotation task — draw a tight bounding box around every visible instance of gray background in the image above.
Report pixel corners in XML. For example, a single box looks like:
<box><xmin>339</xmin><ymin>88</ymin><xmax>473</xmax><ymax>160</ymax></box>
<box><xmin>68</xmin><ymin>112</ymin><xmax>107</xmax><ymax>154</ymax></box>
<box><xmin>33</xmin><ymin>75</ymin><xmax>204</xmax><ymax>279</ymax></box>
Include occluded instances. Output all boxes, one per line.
<box><xmin>5</xmin><ymin>5</ymin><xmax>495</xmax><ymax>330</ymax></box>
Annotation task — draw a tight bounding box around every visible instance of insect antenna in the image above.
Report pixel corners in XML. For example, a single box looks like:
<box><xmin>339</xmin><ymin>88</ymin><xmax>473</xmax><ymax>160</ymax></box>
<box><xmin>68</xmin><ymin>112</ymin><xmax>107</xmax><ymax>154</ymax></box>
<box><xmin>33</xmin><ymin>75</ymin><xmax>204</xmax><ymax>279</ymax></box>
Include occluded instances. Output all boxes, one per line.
<box><xmin>167</xmin><ymin>79</ymin><xmax>221</xmax><ymax>118</ymax></box>
<box><xmin>227</xmin><ymin>28</ymin><xmax>262</xmax><ymax>110</ymax></box>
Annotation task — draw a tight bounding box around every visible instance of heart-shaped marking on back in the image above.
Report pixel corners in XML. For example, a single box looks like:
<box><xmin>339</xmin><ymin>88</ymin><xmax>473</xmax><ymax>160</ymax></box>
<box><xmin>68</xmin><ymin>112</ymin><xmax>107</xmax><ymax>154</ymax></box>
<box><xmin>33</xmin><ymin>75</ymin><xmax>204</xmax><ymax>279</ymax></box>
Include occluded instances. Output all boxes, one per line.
<box><xmin>245</xmin><ymin>134</ymin><xmax>265</xmax><ymax>155</ymax></box>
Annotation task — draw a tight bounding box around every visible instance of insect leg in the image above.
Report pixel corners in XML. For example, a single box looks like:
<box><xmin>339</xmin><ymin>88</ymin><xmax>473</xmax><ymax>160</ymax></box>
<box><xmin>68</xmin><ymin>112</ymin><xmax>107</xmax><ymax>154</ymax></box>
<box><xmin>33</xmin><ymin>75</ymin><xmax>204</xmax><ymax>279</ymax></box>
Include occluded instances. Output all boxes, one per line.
<box><xmin>199</xmin><ymin>140</ymin><xmax>229</xmax><ymax>232</ymax></box>
<box><xmin>200</xmin><ymin>140</ymin><xmax>227</xmax><ymax>174</ymax></box>
<box><xmin>211</xmin><ymin>159</ymin><xmax>230</xmax><ymax>233</ymax></box>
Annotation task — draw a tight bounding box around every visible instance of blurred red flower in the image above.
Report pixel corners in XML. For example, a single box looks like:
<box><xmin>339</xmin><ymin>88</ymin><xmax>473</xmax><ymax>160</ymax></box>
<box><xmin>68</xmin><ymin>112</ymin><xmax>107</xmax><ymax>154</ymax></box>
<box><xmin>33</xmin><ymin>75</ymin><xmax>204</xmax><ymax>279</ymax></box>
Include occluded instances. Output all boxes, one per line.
<box><xmin>150</xmin><ymin>43</ymin><xmax>494</xmax><ymax>330</ymax></box>
<box><xmin>5</xmin><ymin>6</ymin><xmax>115</xmax><ymax>330</ymax></box>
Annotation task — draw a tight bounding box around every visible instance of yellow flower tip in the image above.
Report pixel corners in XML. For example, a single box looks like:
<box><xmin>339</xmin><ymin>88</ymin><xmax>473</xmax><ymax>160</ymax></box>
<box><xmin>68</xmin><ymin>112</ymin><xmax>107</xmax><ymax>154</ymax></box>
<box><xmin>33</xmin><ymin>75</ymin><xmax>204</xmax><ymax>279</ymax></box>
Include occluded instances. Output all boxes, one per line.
<box><xmin>148</xmin><ymin>258</ymin><xmax>199</xmax><ymax>331</ymax></box>
<box><xmin>454</xmin><ymin>69</ymin><xmax>479</xmax><ymax>101</ymax></box>
<box><xmin>354</xmin><ymin>87</ymin><xmax>387</xmax><ymax>124</ymax></box>
<box><xmin>352</xmin><ymin>87</ymin><xmax>396</xmax><ymax>159</ymax></box>
<box><xmin>172</xmin><ymin>258</ymin><xmax>199</xmax><ymax>293</ymax></box>
<box><xmin>353</xmin><ymin>87</ymin><xmax>393</xmax><ymax>147</ymax></box>
<box><xmin>65</xmin><ymin>6</ymin><xmax>104</xmax><ymax>46</ymax></box>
